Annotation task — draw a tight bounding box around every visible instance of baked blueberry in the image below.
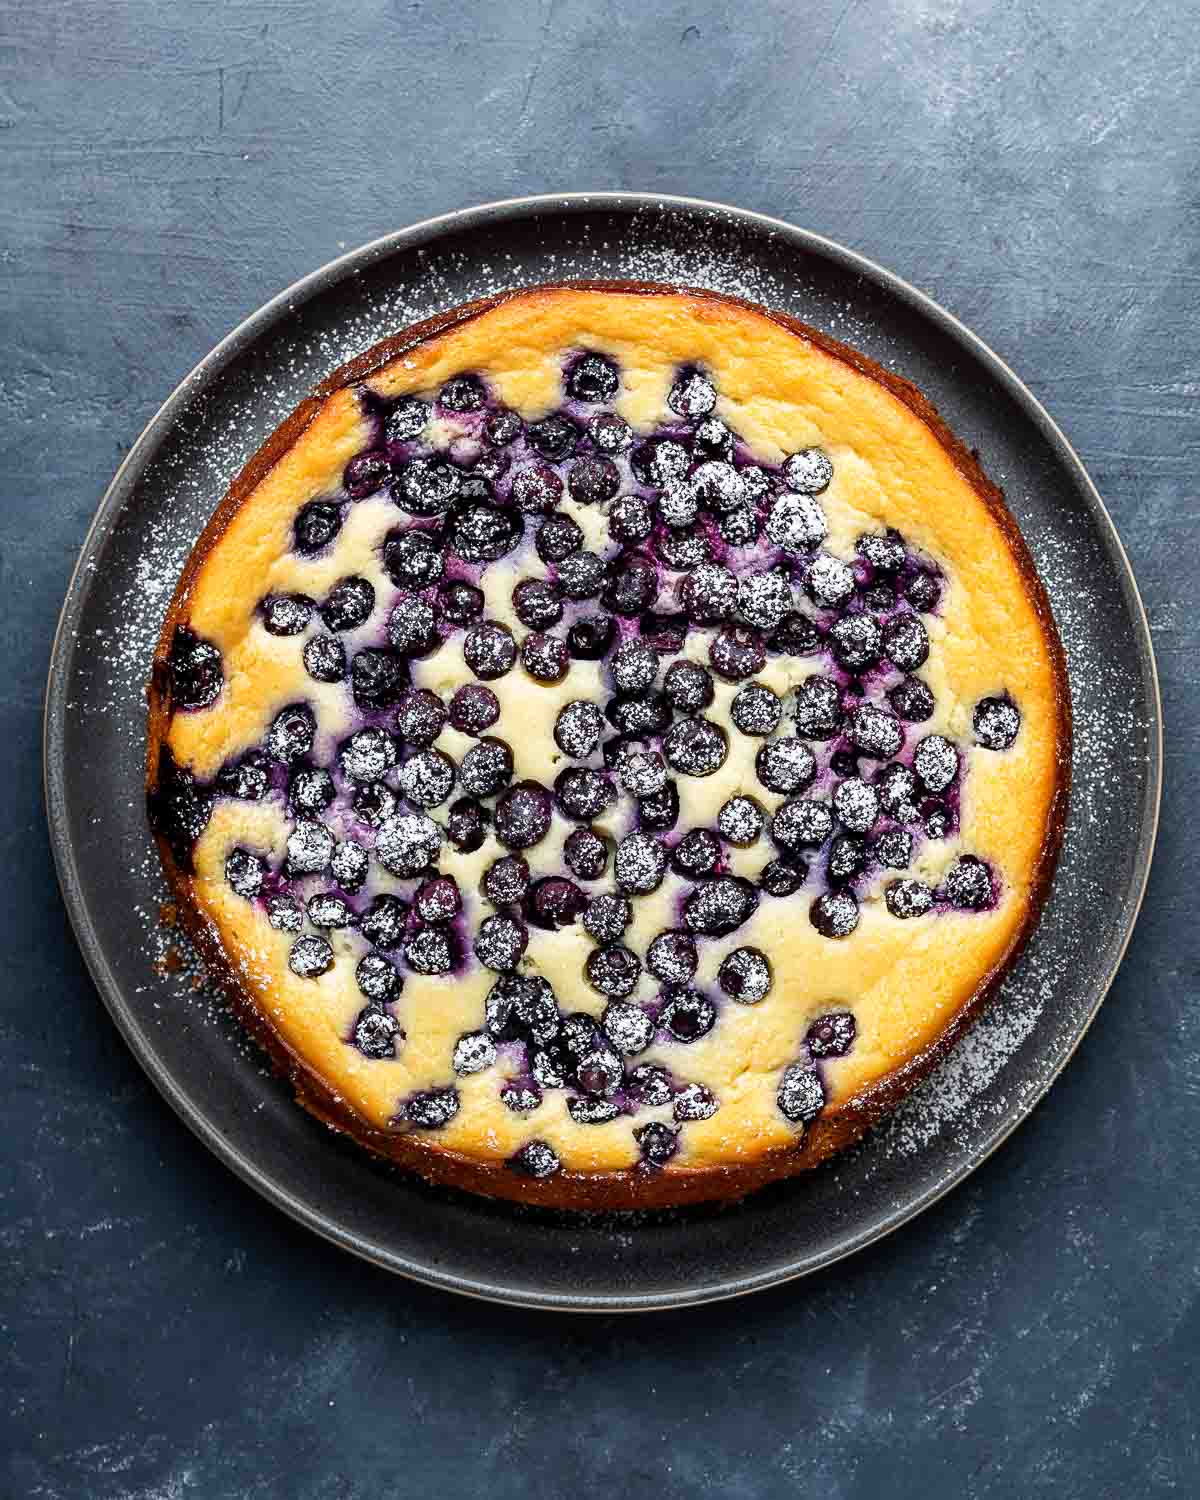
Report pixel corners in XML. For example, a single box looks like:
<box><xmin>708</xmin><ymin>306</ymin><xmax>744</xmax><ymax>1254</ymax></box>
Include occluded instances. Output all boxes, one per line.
<box><xmin>294</xmin><ymin>500</ymin><xmax>342</xmax><ymax>554</ymax></box>
<box><xmin>582</xmin><ymin>893</ymin><xmax>631</xmax><ymax>945</ymax></box>
<box><xmin>536</xmin><ymin>511</ymin><xmax>583</xmax><ymax>563</ymax></box>
<box><xmin>606</xmin><ymin>689</ymin><xmax>672</xmax><ymax>737</ymax></box>
<box><xmin>718</xmin><ymin>947</ymin><xmax>771</xmax><ymax>1003</ymax></box>
<box><xmin>709</xmin><ymin>626</ymin><xmax>766</xmax><ymax>682</ymax></box>
<box><xmin>628</xmin><ymin>1063</ymin><xmax>674</xmax><ymax>1109</ymax></box>
<box><xmin>661</xmin><ymin>988</ymin><xmax>717</xmax><ymax>1042</ymax></box>
<box><xmin>664</xmin><ymin>715</ymin><xmax>728</xmax><ymax>778</ymax></box>
<box><xmin>810</xmin><ymin>889</ymin><xmax>859</xmax><ymax>938</ymax></box>
<box><xmin>942</xmin><ymin>855</ymin><xmax>994</xmax><ymax>909</ymax></box>
<box><xmin>755</xmin><ymin>738</ymin><xmax>817</xmax><ymax>795</ymax></box>
<box><xmin>308</xmin><ymin>892</ymin><xmax>354</xmax><ymax>929</ymax></box>
<box><xmin>609</xmin><ymin>641</ymin><xmax>657</xmax><ymax>696</ymax></box>
<box><xmin>807</xmin><ymin>1011</ymin><xmax>856</xmax><ymax>1057</ymax></box>
<box><xmin>395</xmin><ymin>457</ymin><xmax>461</xmax><ymax>517</ymax></box>
<box><xmin>266</xmin><ymin>703</ymin><xmax>316</xmax><ymax>762</ymax></box>
<box><xmin>352</xmin><ymin>1003</ymin><xmax>401</xmax><ymax>1058</ymax></box>
<box><xmin>567</xmin><ymin>352</ymin><xmax>619</xmax><ymax>402</ymax></box>
<box><xmin>398</xmin><ymin>747</ymin><xmax>456</xmax><ymax>809</ymax></box>
<box><xmin>459</xmin><ymin>736</ymin><xmax>514</xmax><ymax>797</ymax></box>
<box><xmin>657</xmin><ymin>524</ymin><xmax>711</xmax><ymax>571</ymax></box>
<box><xmin>589</xmin><ymin>410</ymin><xmax>632</xmax><ymax>452</ymax></box>
<box><xmin>828</xmin><ymin>834</ymin><xmax>866</xmax><ymax>884</ymax></box>
<box><xmin>375</xmin><ymin>811</ymin><xmax>441</xmax><ymax>877</ymax></box>
<box><xmin>617</xmin><ymin>747</ymin><xmax>668</xmax><ymax>798</ymax></box>
<box><xmin>527</xmin><ymin>877</ymin><xmax>587</xmax><ymax>930</ymax></box>
<box><xmin>383</xmin><ymin>527</ymin><xmax>446</xmax><ymax>589</ymax></box>
<box><xmin>266</xmin><ymin>895</ymin><xmax>303</xmax><ymax>933</ymax></box>
<box><xmin>777</xmin><ymin>1062</ymin><xmax>825</xmax><ymax>1122</ymax></box>
<box><xmin>494</xmin><ymin>781</ymin><xmax>552</xmax><ymax>850</ymax></box>
<box><xmin>603</xmin><ymin>554</ymin><xmax>658</xmax><ymax>617</ymax></box>
<box><xmin>439</xmin><ymin>373</ymin><xmax>486</xmax><ymax>412</ymax></box>
<box><xmin>833</xmin><ymin>777</ymin><xmax>880</xmax><ymax>834</ymax></box>
<box><xmin>804</xmin><ymin>553</ymin><xmax>855</xmax><ymax>609</ymax></box>
<box><xmin>566</xmin><ymin>1095</ymin><xmax>621</xmax><ymax>1124</ymax></box>
<box><xmin>635</xmin><ymin>1122</ymin><xmax>679</xmax><ymax>1165</ymax></box>
<box><xmin>450</xmin><ymin>797</ymin><xmax>492</xmax><ymax>855</ymax></box>
<box><xmin>321</xmin><ymin>576</ymin><xmax>375</xmax><ymax>633</ymax></box>
<box><xmin>450</xmin><ymin>1032</ymin><xmax>497</xmax><ymax>1081</ymax></box>
<box><xmin>385</xmin><ymin>396</ymin><xmax>430</xmax><ymax>443</ymax></box>
<box><xmin>567</xmin><ymin>613</ymin><xmax>617</xmax><ymax>660</ymax></box>
<box><xmin>864</xmin><ymin>583</ymin><xmax>896</xmax><ymax>613</ymax></box>
<box><xmin>791</xmin><ymin>675</ymin><xmax>843</xmax><ymax>740</ymax></box>
<box><xmin>451</xmin><ymin>503</ymin><xmax>522</xmax><ymax>564</ymax></box>
<box><xmin>639</xmin><ymin>611</ymin><xmax>689</xmax><ymax>653</ymax></box>
<box><xmin>883</xmin><ymin>612</ymin><xmax>930</xmax><ymax>671</ymax></box>
<box><xmin>668</xmin><ymin>368</ymin><xmax>717</xmax><ymax>418</ymax></box>
<box><xmin>521</xmin><ymin>632</ymin><xmax>569</xmax><ymax>684</ymax></box>
<box><xmin>738</xmin><ymin>570</ymin><xmax>792</xmax><ymax>631</ymax></box>
<box><xmin>766</xmin><ymin>492</ymin><xmax>828</xmax><ymax>553</ymax></box>
<box><xmin>856</xmin><ymin>529</ymin><xmax>906</xmax><ymax>572</ymax></box>
<box><xmin>906</xmin><ymin>571</ymin><xmax>941</xmax><ymax>612</ymax></box>
<box><xmin>510</xmin><ymin>461</ymin><xmax>563</xmax><ymax>515</ymax></box>
<box><xmin>888</xmin><ymin>676</ymin><xmax>936</xmax><ymax>723</ymax></box>
<box><xmin>386</xmin><ymin>595</ymin><xmax>439</xmax><ymax>657</ymax></box>
<box><xmin>411</xmin><ymin>875</ymin><xmax>460</xmax><ymax>925</ymax></box>
<box><xmin>403</xmin><ymin>924</ymin><xmax>455</xmax><ymax>976</ymax></box>
<box><xmin>485</xmin><ymin>408</ymin><xmax>522</xmax><ymax>446</ymax></box>
<box><xmin>913</xmin><ymin>734</ymin><xmax>959</xmax><ymax>793</ymax></box>
<box><xmin>720</xmin><ymin>505</ymin><xmax>759</xmax><ymax>547</ymax></box>
<box><xmin>586</xmin><ymin>944</ymin><xmax>641</xmax><ymax>999</ymax></box>
<box><xmin>289</xmin><ymin>934</ymin><xmax>334</xmax><ymax>978</ymax></box>
<box><xmin>672</xmin><ymin>828</ymin><xmax>721</xmax><ymax>878</ymax></box>
<box><xmin>678</xmin><ymin>561</ymin><xmax>736</xmax><ymax>623</ymax></box>
<box><xmin>683</xmin><ymin>876</ymin><xmax>758</xmax><ymax>936</ymax></box>
<box><xmin>767</xmin><ymin>613</ymin><xmax>820</xmax><ymax>660</ymax></box>
<box><xmin>658</xmin><ymin>479</ymin><xmax>699</xmax><ymax>530</ymax></box>
<box><xmin>783</xmin><ymin>448</ymin><xmax>834</xmax><ymax>495</ymax></box>
<box><xmin>728</xmin><ymin>683</ymin><xmax>780</xmax><ymax>738</ymax></box>
<box><xmin>974</xmin><ymin>696</ymin><xmax>1021</xmax><ymax>750</ymax></box>
<box><xmin>640</xmin><ymin>780</ymin><xmax>681</xmax><ymax>834</ymax></box>
<box><xmin>760</xmin><ymin>857</ymin><xmax>806</xmax><ymax>897</ymax></box>
<box><xmin>289</xmin><ymin>766</ymin><xmax>335</xmax><ymax>816</ymax></box>
<box><xmin>330</xmin><ymin>838</ymin><xmax>369</xmax><ymax>891</ymax></box>
<box><xmin>663</xmin><ymin>660</ymin><xmax>714</xmax><ymax>713</ymax></box>
<box><xmin>436</xmin><ymin>579</ymin><xmax>484</xmax><ymax>625</ymax></box>
<box><xmin>563</xmin><ymin>828</ymin><xmax>609</xmax><ymax>881</ymax></box>
<box><xmin>848</xmin><ymin>703</ymin><xmax>904</xmax><ymax>759</ymax></box>
<box><xmin>463</xmin><ymin>621</ymin><xmax>517</xmax><ymax>680</ymax></box>
<box><xmin>673</xmin><ymin>1083</ymin><xmax>719</xmax><ymax>1121</ymax></box>
<box><xmin>608</xmin><ymin>493</ymin><xmax>653</xmax><ymax>545</ymax></box>
<box><xmin>301</xmin><ymin>634</ymin><xmax>346</xmax><ymax>683</ymax></box>
<box><xmin>568</xmin><ymin>455</ymin><xmax>620</xmax><ymax>505</ymax></box>
<box><xmin>405</xmin><ymin>1089</ymin><xmax>460</xmax><ymax>1129</ymax></box>
<box><xmin>512</xmin><ymin>578</ymin><xmax>563</xmax><ymax>631</ymax></box>
<box><xmin>873</xmin><ymin>828</ymin><xmax>913</xmax><ymax>869</ymax></box>
<box><xmin>554</xmin><ymin>699</ymin><xmax>604</xmax><ymax>759</ymax></box>
<box><xmin>575</xmin><ymin>1043</ymin><xmax>624</xmax><ymax>1097</ymax></box>
<box><xmin>693</xmin><ymin>417</ymin><xmax>735</xmax><ymax>462</ymax></box>
<box><xmin>691</xmin><ymin>460</ymin><xmax>745</xmax><ymax>513</ymax></box>
<box><xmin>344</xmin><ymin>450</ymin><xmax>392</xmax><ymax>499</ymax></box>
<box><xmin>647</xmin><ymin>930</ymin><xmax>699</xmax><ymax>986</ymax></box>
<box><xmin>395</xmin><ymin>688</ymin><xmax>447</xmax><ymax>747</ymax></box>
<box><xmin>339</xmin><ymin>727</ymin><xmax>397</xmax><ymax>783</ymax></box>
<box><xmin>360</xmin><ymin>893</ymin><xmax>408</xmax><ymax>950</ymax></box>
<box><xmin>225</xmin><ymin>847</ymin><xmax>264</xmax><ymax>900</ymax></box>
<box><xmin>829</xmin><ymin>613</ymin><xmax>882</xmax><ymax>672</ymax></box>
<box><xmin>885</xmin><ymin>878</ymin><xmax>934</xmax><ymax>919</ymax></box>
<box><xmin>614</xmin><ymin>832</ymin><xmax>668</xmax><ymax>895</ymax></box>
<box><xmin>215</xmin><ymin>751</ymin><xmax>270</xmax><ymax>803</ymax></box>
<box><xmin>167</xmin><ymin>625</ymin><xmax>224</xmax><ymax>709</ymax></box>
<box><xmin>771</xmin><ymin>798</ymin><xmax>834</xmax><ymax>850</ymax></box>
<box><xmin>351</xmin><ymin>647</ymin><xmax>405</xmax><ymax>709</ymax></box>
<box><xmin>501</xmin><ymin>1084</ymin><xmax>542</xmax><ymax>1115</ymax></box>
<box><xmin>473</xmin><ymin>449</ymin><xmax>510</xmax><ymax>484</ymax></box>
<box><xmin>352</xmin><ymin>781</ymin><xmax>396</xmax><ymax>827</ymax></box>
<box><xmin>925</xmin><ymin>804</ymin><xmax>952</xmax><ymax>842</ymax></box>
<box><xmin>527</xmin><ymin>412</ymin><xmax>579</xmax><ymax>460</ymax></box>
<box><xmin>558</xmin><ymin>550</ymin><xmax>609</xmax><ymax>601</ymax></box>
<box><xmin>509</xmin><ymin>1140</ymin><xmax>561</xmax><ymax>1177</ymax></box>
<box><xmin>555</xmin><ymin>765</ymin><xmax>616</xmax><ymax>820</ymax></box>
<box><xmin>444</xmin><ymin>684</ymin><xmax>496</xmax><ymax>738</ymax></box>
<box><xmin>261</xmin><ymin>593</ymin><xmax>315</xmax><ymax>636</ymax></box>
<box><xmin>718</xmin><ymin>795</ymin><xmax>765</xmax><ymax>846</ymax></box>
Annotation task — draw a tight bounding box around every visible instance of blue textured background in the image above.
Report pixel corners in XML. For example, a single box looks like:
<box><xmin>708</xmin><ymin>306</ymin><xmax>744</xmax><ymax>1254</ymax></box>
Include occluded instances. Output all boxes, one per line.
<box><xmin>3</xmin><ymin>2</ymin><xmax>1194</xmax><ymax>1495</ymax></box>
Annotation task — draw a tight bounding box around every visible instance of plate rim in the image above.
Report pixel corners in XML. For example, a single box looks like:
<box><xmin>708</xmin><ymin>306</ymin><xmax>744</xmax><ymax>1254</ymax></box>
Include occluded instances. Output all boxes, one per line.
<box><xmin>43</xmin><ymin>191</ymin><xmax>1163</xmax><ymax>1312</ymax></box>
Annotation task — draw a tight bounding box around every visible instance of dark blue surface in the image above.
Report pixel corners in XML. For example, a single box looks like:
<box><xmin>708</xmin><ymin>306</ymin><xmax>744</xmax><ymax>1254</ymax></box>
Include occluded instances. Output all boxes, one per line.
<box><xmin>3</xmin><ymin>2</ymin><xmax>1194</xmax><ymax>1495</ymax></box>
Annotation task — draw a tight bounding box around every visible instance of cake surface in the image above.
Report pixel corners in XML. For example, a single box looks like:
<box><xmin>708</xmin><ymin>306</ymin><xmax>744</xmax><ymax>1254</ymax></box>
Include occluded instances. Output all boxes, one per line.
<box><xmin>147</xmin><ymin>282</ymin><xmax>1069</xmax><ymax>1209</ymax></box>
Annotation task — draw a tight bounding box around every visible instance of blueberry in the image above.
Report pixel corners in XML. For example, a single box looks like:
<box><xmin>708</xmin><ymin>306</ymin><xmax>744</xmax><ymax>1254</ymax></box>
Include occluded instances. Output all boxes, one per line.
<box><xmin>261</xmin><ymin>593</ymin><xmax>315</xmax><ymax>636</ymax></box>
<box><xmin>738</xmin><ymin>570</ymin><xmax>792</xmax><ymax>631</ymax></box>
<box><xmin>848</xmin><ymin>703</ymin><xmax>904</xmax><ymax>759</ymax></box>
<box><xmin>913</xmin><ymin>734</ymin><xmax>959</xmax><ymax>793</ymax></box>
<box><xmin>554</xmin><ymin>699</ymin><xmax>604</xmax><ymax>759</ymax></box>
<box><xmin>589</xmin><ymin>409</ymin><xmax>632</xmax><ymax>452</ymax></box>
<box><xmin>436</xmin><ymin>580</ymin><xmax>484</xmax><ymax>625</ymax></box>
<box><xmin>807</xmin><ymin>1012</ymin><xmax>856</xmax><ymax>1057</ymax></box>
<box><xmin>829</xmin><ymin>613</ymin><xmax>882</xmax><ymax>672</ymax></box>
<box><xmin>647</xmin><ymin>931</ymin><xmax>698</xmax><ymax>985</ymax></box>
<box><xmin>564</xmin><ymin>351</ymin><xmax>618</xmax><ymax>402</ymax></box>
<box><xmin>783</xmin><ymin>448</ymin><xmax>834</xmax><ymax>495</ymax></box>
<box><xmin>864</xmin><ymin>583</ymin><xmax>896</xmax><ymax>613</ymax></box>
<box><xmin>563</xmin><ymin>828</ymin><xmax>609</xmax><ymax>881</ymax></box>
<box><xmin>873</xmin><ymin>828</ymin><xmax>912</xmax><ymax>868</ymax></box>
<box><xmin>693</xmin><ymin>418</ymin><xmax>735</xmax><ymax>462</ymax></box>
<box><xmin>351</xmin><ymin>647</ymin><xmax>405</xmax><ymax>709</ymax></box>
<box><xmin>617</xmin><ymin>747</ymin><xmax>668</xmax><ymax>798</ymax></box>
<box><xmin>266</xmin><ymin>895</ymin><xmax>303</xmax><ymax>932</ymax></box>
<box><xmin>225</xmin><ymin>847</ymin><xmax>264</xmax><ymax>900</ymax></box>
<box><xmin>810</xmin><ymin>889</ymin><xmax>859</xmax><ymax>937</ymax></box>
<box><xmin>374</xmin><ymin>812</ymin><xmax>441</xmax><ymax>877</ymax></box>
<box><xmin>661</xmin><ymin>988</ymin><xmax>717</xmax><ymax>1042</ymax></box>
<box><xmin>527</xmin><ymin>877</ymin><xmax>587</xmax><ymax>930</ymax></box>
<box><xmin>632</xmin><ymin>438</ymin><xmax>690</xmax><ymax>486</ymax></box>
<box><xmin>386</xmin><ymin>594</ymin><xmax>439</xmax><ymax>658</ymax></box>
<box><xmin>508</xmin><ymin>461</ymin><xmax>562</xmax><ymax>516</ymax></box>
<box><xmin>777</xmin><ymin>1062</ymin><xmax>825</xmax><ymax>1122</ymax></box>
<box><xmin>392</xmin><ymin>689</ymin><xmax>445</xmax><ymax>748</ymax></box>
<box><xmin>664</xmin><ymin>660</ymin><xmax>714</xmax><ymax>712</ymax></box>
<box><xmin>412</xmin><ymin>876</ymin><xmax>460</xmax><ymax>927</ymax></box>
<box><xmin>732</xmin><ymin>683</ymin><xmax>782</xmax><ymax>736</ymax></box>
<box><xmin>463</xmin><ymin>621</ymin><xmax>517</xmax><ymax>680</ymax></box>
<box><xmin>385</xmin><ymin>397</ymin><xmax>431</xmax><ymax>443</ymax></box>
<box><xmin>771</xmin><ymin>798</ymin><xmax>834</xmax><ymax>850</ymax></box>
<box><xmin>805</xmin><ymin>553</ymin><xmax>855</xmax><ymax>609</ymax></box>
<box><xmin>608</xmin><ymin>643</ymin><xmax>656</xmax><ymax>699</ymax></box>
<box><xmin>398</xmin><ymin>747</ymin><xmax>456</xmax><ymax>809</ymax></box>
<box><xmin>718</xmin><ymin>795</ymin><xmax>765</xmax><ymax>846</ymax></box>
<box><xmin>926</xmin><ymin>799</ymin><xmax>955</xmax><ymax>837</ymax></box>
<box><xmin>556</xmin><ymin>551</ymin><xmax>608</xmax><ymax>601</ymax></box>
<box><xmin>528</xmin><ymin>412</ymin><xmax>579</xmax><ymax>461</ymax></box>
<box><xmin>395</xmin><ymin>457</ymin><xmax>461</xmax><ymax>517</ymax></box>
<box><xmin>658</xmin><ymin>478</ymin><xmax>700</xmax><ymax>528</ymax></box>
<box><xmin>608</xmin><ymin>493</ymin><xmax>653</xmax><ymax>544</ymax></box>
<box><xmin>640</xmin><ymin>781</ymin><xmax>681</xmax><ymax>834</ymax></box>
<box><xmin>308</xmin><ymin>891</ymin><xmax>354</xmax><ymax>929</ymax></box>
<box><xmin>905</xmin><ymin>571</ymin><xmax>941</xmax><ymax>612</ymax></box>
<box><xmin>668</xmin><ymin>369</ymin><xmax>717</xmax><ymax>418</ymax></box>
<box><xmin>473</xmin><ymin>449</ymin><xmax>510</xmax><ymax>484</ymax></box>
<box><xmin>718</xmin><ymin>947</ymin><xmax>772</xmax><ymax>1003</ymax></box>
<box><xmin>352</xmin><ymin>1003</ymin><xmax>401</xmax><ymax>1058</ymax></box>
<box><xmin>739</xmin><ymin>465</ymin><xmax>773</xmax><ymax>504</ymax></box>
<box><xmin>606</xmin><ymin>689</ymin><xmax>672</xmax><ymax>737</ymax></box>
<box><xmin>166</xmin><ymin>625</ymin><xmax>223</xmax><ymax>709</ymax></box>
<box><xmin>452</xmin><ymin>1031</ymin><xmax>497</xmax><ymax>1077</ymax></box>
<box><xmin>450</xmin><ymin>504</ymin><xmax>522</xmax><ymax>564</ymax></box>
<box><xmin>830</xmin><ymin>750</ymin><xmax>860</xmax><ymax>777</ymax></box>
<box><xmin>628</xmin><ymin>1063</ymin><xmax>674</xmax><ymax>1109</ymax></box>
<box><xmin>486</xmin><ymin>408</ymin><xmax>523</xmax><ymax>446</ymax></box>
<box><xmin>509</xmin><ymin>579</ymin><xmax>560</xmax><ymax>633</ymax></box>
<box><xmin>658</xmin><ymin>524</ymin><xmax>711</xmax><ymax>571</ymax></box>
<box><xmin>294</xmin><ymin>500</ymin><xmax>342</xmax><ymax>554</ymax></box>
<box><xmin>680</xmin><ymin>562</ymin><xmax>737</xmax><ymax>623</ymax></box>
<box><xmin>266</xmin><ymin>703</ymin><xmax>316</xmax><ymax>762</ymax></box>
<box><xmin>289</xmin><ymin>935</ymin><xmax>334</xmax><ymax>978</ymax></box>
<box><xmin>331</xmin><ymin>839</ymin><xmax>369</xmax><ymax>891</ymax></box>
<box><xmin>509</xmin><ymin>1140</ymin><xmax>561</xmax><ymax>1177</ymax></box>
<box><xmin>887</xmin><ymin>677</ymin><xmax>935</xmax><ymax>725</ymax></box>
<box><xmin>566</xmin><ymin>1095</ymin><xmax>621</xmax><ymax>1124</ymax></box>
<box><xmin>709</xmin><ymin>625</ymin><xmax>766</xmax><ymax>681</ymax></box>
<box><xmin>974</xmin><ymin>696</ymin><xmax>1021</xmax><ymax>750</ymax></box>
<box><xmin>828</xmin><ymin>834</ymin><xmax>866</xmax><ymax>884</ymax></box>
<box><xmin>672</xmin><ymin>828</ymin><xmax>721</xmax><ymax>878</ymax></box>
<box><xmin>344</xmin><ymin>450</ymin><xmax>392</xmax><ymax>499</ymax></box>
<box><xmin>501</xmin><ymin>1084</ymin><xmax>542</xmax><ymax>1114</ymax></box>
<box><xmin>635</xmin><ymin>1121</ymin><xmax>679</xmax><ymax>1164</ymax></box>
<box><xmin>883</xmin><ymin>612</ymin><xmax>930</xmax><ymax>671</ymax></box>
<box><xmin>438</xmin><ymin>373</ymin><xmax>485</xmax><ymax>412</ymax></box>
<box><xmin>555</xmin><ymin>765</ymin><xmax>615</xmax><ymax>820</ymax></box>
<box><xmin>321</xmin><ymin>576</ymin><xmax>375</xmax><ymax>633</ymax></box>
<box><xmin>833</xmin><ymin>777</ymin><xmax>880</xmax><ymax>834</ymax></box>
<box><xmin>582</xmin><ymin>893</ymin><xmax>632</xmax><ymax>944</ymax></box>
<box><xmin>290</xmin><ymin>766</ymin><xmax>335</xmax><ymax>817</ymax></box>
<box><xmin>673</xmin><ymin>1083</ymin><xmax>719</xmax><ymax>1120</ymax></box>
<box><xmin>683</xmin><ymin>877</ymin><xmax>758</xmax><ymax>936</ymax></box>
<box><xmin>853</xmin><ymin>528</ymin><xmax>904</xmax><ymax>572</ymax></box>
<box><xmin>494</xmin><ymin>780</ymin><xmax>552</xmax><ymax>849</ymax></box>
<box><xmin>520</xmin><ymin>632</ymin><xmax>568</xmax><ymax>684</ymax></box>
<box><xmin>885</xmin><ymin>878</ymin><xmax>934</xmax><ymax>919</ymax></box>
<box><xmin>639</xmin><ymin>611</ymin><xmax>689</xmax><ymax>653</ymax></box>
<box><xmin>405</xmin><ymin>925</ymin><xmax>455</xmax><ymax>975</ymax></box>
<box><xmin>360</xmin><ymin>893</ymin><xmax>408</xmax><ymax>949</ymax></box>
<box><xmin>568</xmin><ymin>455</ymin><xmax>620</xmax><ymax>505</ymax></box>
<box><xmin>942</xmin><ymin>856</ymin><xmax>994</xmax><ymax>910</ymax></box>
<box><xmin>383</xmin><ymin>527</ymin><xmax>446</xmax><ymax>589</ymax></box>
<box><xmin>614</xmin><ymin>832</ymin><xmax>667</xmax><ymax>895</ymax></box>
<box><xmin>720</xmin><ymin>505</ymin><xmax>760</xmax><ymax>547</ymax></box>
<box><xmin>352</xmin><ymin>781</ymin><xmax>397</xmax><ymax>827</ymax></box>
<box><xmin>575</xmin><ymin>1043</ymin><xmax>624</xmax><ymax>1098</ymax></box>
<box><xmin>755</xmin><ymin>737</ymin><xmax>817</xmax><ymax>795</ymax></box>
<box><xmin>664</xmin><ymin>716</ymin><xmax>728</xmax><ymax>778</ymax></box>
<box><xmin>456</xmin><ymin>739</ymin><xmax>513</xmax><ymax>801</ymax></box>
<box><xmin>441</xmin><ymin>788</ymin><xmax>484</xmax><ymax>848</ymax></box>
<box><xmin>527</xmin><ymin>517</ymin><xmax>578</xmax><ymax>572</ymax></box>
<box><xmin>215</xmin><ymin>751</ymin><xmax>270</xmax><ymax>802</ymax></box>
<box><xmin>339</xmin><ymin>727</ymin><xmax>397</xmax><ymax>783</ymax></box>
<box><xmin>405</xmin><ymin>1088</ymin><xmax>460</xmax><ymax>1128</ymax></box>
<box><xmin>586</xmin><ymin>944</ymin><xmax>641</xmax><ymax>999</ymax></box>
<box><xmin>603</xmin><ymin>554</ymin><xmax>658</xmax><ymax>617</ymax></box>
<box><xmin>760</xmin><ymin>857</ymin><xmax>806</xmax><ymax>897</ymax></box>
<box><xmin>566</xmin><ymin>613</ymin><xmax>616</xmax><ymax>660</ymax></box>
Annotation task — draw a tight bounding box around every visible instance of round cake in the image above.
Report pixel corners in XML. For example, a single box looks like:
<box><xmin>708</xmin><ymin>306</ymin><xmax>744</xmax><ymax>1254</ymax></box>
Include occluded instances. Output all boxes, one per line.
<box><xmin>146</xmin><ymin>282</ymin><xmax>1070</xmax><ymax>1209</ymax></box>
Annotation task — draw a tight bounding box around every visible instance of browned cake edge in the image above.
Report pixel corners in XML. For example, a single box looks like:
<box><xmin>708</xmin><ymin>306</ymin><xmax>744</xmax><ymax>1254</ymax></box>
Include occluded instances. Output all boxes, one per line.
<box><xmin>145</xmin><ymin>281</ymin><xmax>1072</xmax><ymax>1211</ymax></box>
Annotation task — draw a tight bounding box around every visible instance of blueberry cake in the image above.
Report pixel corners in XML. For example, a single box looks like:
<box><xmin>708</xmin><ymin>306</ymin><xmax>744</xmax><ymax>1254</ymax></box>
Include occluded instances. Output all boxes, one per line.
<box><xmin>147</xmin><ymin>283</ymin><xmax>1069</xmax><ymax>1209</ymax></box>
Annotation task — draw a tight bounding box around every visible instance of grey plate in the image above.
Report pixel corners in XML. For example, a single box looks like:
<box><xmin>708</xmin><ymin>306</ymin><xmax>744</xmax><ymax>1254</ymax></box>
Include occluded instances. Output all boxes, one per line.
<box><xmin>44</xmin><ymin>194</ymin><xmax>1161</xmax><ymax>1312</ymax></box>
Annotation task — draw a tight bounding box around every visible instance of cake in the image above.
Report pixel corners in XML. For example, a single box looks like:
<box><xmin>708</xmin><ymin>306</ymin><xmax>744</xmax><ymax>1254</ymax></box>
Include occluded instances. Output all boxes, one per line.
<box><xmin>146</xmin><ymin>282</ymin><xmax>1070</xmax><ymax>1209</ymax></box>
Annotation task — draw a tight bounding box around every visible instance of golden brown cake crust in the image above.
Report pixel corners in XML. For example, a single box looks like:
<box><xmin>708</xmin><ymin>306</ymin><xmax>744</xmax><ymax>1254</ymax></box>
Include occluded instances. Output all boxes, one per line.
<box><xmin>147</xmin><ymin>281</ymin><xmax>1070</xmax><ymax>1211</ymax></box>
